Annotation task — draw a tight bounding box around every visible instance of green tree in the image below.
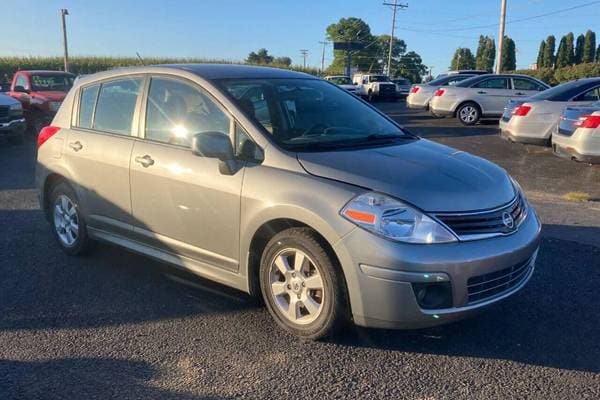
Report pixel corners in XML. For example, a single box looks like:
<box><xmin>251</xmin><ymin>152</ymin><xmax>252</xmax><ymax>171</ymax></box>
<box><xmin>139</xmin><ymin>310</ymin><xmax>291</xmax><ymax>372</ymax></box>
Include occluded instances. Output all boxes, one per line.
<box><xmin>450</xmin><ymin>48</ymin><xmax>475</xmax><ymax>70</ymax></box>
<box><xmin>543</xmin><ymin>35</ymin><xmax>556</xmax><ymax>68</ymax></box>
<box><xmin>536</xmin><ymin>40</ymin><xmax>546</xmax><ymax>69</ymax></box>
<box><xmin>246</xmin><ymin>48</ymin><xmax>274</xmax><ymax>64</ymax></box>
<box><xmin>596</xmin><ymin>44</ymin><xmax>600</xmax><ymax>62</ymax></box>
<box><xmin>373</xmin><ymin>34</ymin><xmax>407</xmax><ymax>74</ymax></box>
<box><xmin>500</xmin><ymin>36</ymin><xmax>516</xmax><ymax>71</ymax></box>
<box><xmin>325</xmin><ymin>17</ymin><xmax>374</xmax><ymax>73</ymax></box>
<box><xmin>475</xmin><ymin>35</ymin><xmax>495</xmax><ymax>71</ymax></box>
<box><xmin>556</xmin><ymin>33</ymin><xmax>574</xmax><ymax>68</ymax></box>
<box><xmin>396</xmin><ymin>51</ymin><xmax>427</xmax><ymax>83</ymax></box>
<box><xmin>273</xmin><ymin>57</ymin><xmax>292</xmax><ymax>67</ymax></box>
<box><xmin>583</xmin><ymin>30</ymin><xmax>596</xmax><ymax>63</ymax></box>
<box><xmin>575</xmin><ymin>34</ymin><xmax>585</xmax><ymax>64</ymax></box>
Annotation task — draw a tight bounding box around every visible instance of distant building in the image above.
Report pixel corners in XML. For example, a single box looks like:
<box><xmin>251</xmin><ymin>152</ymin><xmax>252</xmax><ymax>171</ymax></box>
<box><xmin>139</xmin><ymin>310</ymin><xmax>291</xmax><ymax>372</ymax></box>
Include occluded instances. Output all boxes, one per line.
<box><xmin>529</xmin><ymin>63</ymin><xmax>538</xmax><ymax>70</ymax></box>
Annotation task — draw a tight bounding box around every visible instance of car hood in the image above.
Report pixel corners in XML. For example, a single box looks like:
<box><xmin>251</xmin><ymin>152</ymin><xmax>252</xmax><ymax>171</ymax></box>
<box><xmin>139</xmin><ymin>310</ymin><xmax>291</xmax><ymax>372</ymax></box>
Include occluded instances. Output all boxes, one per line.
<box><xmin>297</xmin><ymin>139</ymin><xmax>515</xmax><ymax>212</ymax></box>
<box><xmin>31</xmin><ymin>91</ymin><xmax>67</xmax><ymax>102</ymax></box>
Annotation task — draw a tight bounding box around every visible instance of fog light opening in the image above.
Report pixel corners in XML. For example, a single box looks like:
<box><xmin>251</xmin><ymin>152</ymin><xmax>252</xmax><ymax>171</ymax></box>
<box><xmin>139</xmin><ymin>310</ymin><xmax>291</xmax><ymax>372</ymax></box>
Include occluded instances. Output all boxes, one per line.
<box><xmin>412</xmin><ymin>282</ymin><xmax>453</xmax><ymax>310</ymax></box>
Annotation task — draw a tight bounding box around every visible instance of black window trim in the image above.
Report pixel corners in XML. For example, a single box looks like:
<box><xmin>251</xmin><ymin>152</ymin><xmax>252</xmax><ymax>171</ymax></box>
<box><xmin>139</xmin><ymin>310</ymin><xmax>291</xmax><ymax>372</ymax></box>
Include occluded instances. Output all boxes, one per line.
<box><xmin>73</xmin><ymin>74</ymin><xmax>147</xmax><ymax>139</ymax></box>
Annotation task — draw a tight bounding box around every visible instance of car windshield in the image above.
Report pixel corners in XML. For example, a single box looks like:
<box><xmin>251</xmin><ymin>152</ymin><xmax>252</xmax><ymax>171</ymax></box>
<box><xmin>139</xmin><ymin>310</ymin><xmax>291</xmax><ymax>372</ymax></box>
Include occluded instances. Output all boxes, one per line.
<box><xmin>218</xmin><ymin>78</ymin><xmax>411</xmax><ymax>151</ymax></box>
<box><xmin>369</xmin><ymin>75</ymin><xmax>390</xmax><ymax>82</ymax></box>
<box><xmin>31</xmin><ymin>74</ymin><xmax>74</xmax><ymax>92</ymax></box>
<box><xmin>327</xmin><ymin>76</ymin><xmax>352</xmax><ymax>85</ymax></box>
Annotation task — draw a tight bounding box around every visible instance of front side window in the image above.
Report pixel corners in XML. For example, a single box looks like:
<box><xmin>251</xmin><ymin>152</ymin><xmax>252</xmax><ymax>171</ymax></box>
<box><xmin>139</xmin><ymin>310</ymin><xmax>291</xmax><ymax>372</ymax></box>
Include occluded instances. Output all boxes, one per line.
<box><xmin>219</xmin><ymin>78</ymin><xmax>410</xmax><ymax>151</ymax></box>
<box><xmin>473</xmin><ymin>78</ymin><xmax>509</xmax><ymax>89</ymax></box>
<box><xmin>145</xmin><ymin>77</ymin><xmax>231</xmax><ymax>147</ymax></box>
<box><xmin>31</xmin><ymin>74</ymin><xmax>74</xmax><ymax>92</ymax></box>
<box><xmin>94</xmin><ymin>77</ymin><xmax>142</xmax><ymax>135</ymax></box>
<box><xmin>78</xmin><ymin>84</ymin><xmax>100</xmax><ymax>129</ymax></box>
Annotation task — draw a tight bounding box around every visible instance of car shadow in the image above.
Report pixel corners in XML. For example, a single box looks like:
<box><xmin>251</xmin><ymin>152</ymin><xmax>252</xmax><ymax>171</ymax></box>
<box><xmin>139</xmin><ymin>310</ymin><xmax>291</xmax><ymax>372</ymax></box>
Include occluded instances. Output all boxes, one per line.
<box><xmin>0</xmin><ymin>358</ymin><xmax>230</xmax><ymax>399</ymax></box>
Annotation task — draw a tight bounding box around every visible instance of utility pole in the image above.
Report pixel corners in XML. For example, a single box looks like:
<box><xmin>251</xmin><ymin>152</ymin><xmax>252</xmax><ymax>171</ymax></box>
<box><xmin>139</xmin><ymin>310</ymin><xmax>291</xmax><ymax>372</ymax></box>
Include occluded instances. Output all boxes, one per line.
<box><xmin>318</xmin><ymin>40</ymin><xmax>329</xmax><ymax>73</ymax></box>
<box><xmin>383</xmin><ymin>1</ymin><xmax>408</xmax><ymax>77</ymax></box>
<box><xmin>300</xmin><ymin>49</ymin><xmax>309</xmax><ymax>69</ymax></box>
<box><xmin>495</xmin><ymin>0</ymin><xmax>507</xmax><ymax>74</ymax></box>
<box><xmin>60</xmin><ymin>8</ymin><xmax>70</xmax><ymax>72</ymax></box>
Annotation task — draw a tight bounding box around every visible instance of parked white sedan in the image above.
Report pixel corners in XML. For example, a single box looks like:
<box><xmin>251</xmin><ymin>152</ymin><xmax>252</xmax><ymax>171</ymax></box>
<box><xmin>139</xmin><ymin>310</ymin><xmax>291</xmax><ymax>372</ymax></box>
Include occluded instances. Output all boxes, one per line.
<box><xmin>429</xmin><ymin>74</ymin><xmax>549</xmax><ymax>125</ymax></box>
<box><xmin>552</xmin><ymin>100</ymin><xmax>600</xmax><ymax>163</ymax></box>
<box><xmin>500</xmin><ymin>78</ymin><xmax>600</xmax><ymax>145</ymax></box>
<box><xmin>406</xmin><ymin>74</ymin><xmax>476</xmax><ymax>110</ymax></box>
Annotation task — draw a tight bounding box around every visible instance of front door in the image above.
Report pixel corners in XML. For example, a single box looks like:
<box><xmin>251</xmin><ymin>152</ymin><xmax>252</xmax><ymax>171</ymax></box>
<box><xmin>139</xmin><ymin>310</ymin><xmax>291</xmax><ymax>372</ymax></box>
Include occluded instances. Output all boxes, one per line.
<box><xmin>63</xmin><ymin>77</ymin><xmax>143</xmax><ymax>236</ymax></box>
<box><xmin>129</xmin><ymin>76</ymin><xmax>243</xmax><ymax>271</ymax></box>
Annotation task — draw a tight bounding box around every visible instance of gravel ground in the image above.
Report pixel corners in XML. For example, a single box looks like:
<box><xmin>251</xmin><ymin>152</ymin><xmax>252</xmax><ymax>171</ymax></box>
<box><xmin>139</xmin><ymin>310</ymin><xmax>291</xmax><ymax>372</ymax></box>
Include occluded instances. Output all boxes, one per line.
<box><xmin>1</xmin><ymin>103</ymin><xmax>599</xmax><ymax>399</ymax></box>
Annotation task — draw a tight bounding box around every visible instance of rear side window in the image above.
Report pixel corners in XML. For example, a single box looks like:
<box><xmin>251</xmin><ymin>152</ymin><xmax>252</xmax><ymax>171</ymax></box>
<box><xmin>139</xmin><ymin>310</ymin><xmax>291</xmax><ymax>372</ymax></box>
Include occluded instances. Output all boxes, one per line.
<box><xmin>574</xmin><ymin>87</ymin><xmax>600</xmax><ymax>102</ymax></box>
<box><xmin>93</xmin><ymin>78</ymin><xmax>142</xmax><ymax>135</ymax></box>
<box><xmin>472</xmin><ymin>78</ymin><xmax>509</xmax><ymax>89</ymax></box>
<box><xmin>78</xmin><ymin>84</ymin><xmax>100</xmax><ymax>129</ymax></box>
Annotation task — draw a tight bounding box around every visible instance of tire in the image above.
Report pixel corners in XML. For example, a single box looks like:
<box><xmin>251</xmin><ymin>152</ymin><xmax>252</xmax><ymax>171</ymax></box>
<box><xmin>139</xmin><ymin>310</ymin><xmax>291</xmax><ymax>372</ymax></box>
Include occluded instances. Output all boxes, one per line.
<box><xmin>367</xmin><ymin>90</ymin><xmax>374</xmax><ymax>102</ymax></box>
<box><xmin>259</xmin><ymin>227</ymin><xmax>348</xmax><ymax>340</ymax></box>
<box><xmin>48</xmin><ymin>182</ymin><xmax>94</xmax><ymax>256</ymax></box>
<box><xmin>457</xmin><ymin>102</ymin><xmax>481</xmax><ymax>126</ymax></box>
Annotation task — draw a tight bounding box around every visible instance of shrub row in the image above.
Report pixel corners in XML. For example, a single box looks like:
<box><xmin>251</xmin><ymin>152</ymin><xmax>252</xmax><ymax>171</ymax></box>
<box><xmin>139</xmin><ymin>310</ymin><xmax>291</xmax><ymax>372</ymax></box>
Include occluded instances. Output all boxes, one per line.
<box><xmin>513</xmin><ymin>62</ymin><xmax>600</xmax><ymax>85</ymax></box>
<box><xmin>0</xmin><ymin>56</ymin><xmax>320</xmax><ymax>80</ymax></box>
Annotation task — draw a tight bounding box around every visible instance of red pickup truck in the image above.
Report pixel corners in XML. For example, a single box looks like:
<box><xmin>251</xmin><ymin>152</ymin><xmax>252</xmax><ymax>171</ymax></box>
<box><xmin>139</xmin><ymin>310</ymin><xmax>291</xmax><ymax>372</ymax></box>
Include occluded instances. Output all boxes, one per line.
<box><xmin>7</xmin><ymin>70</ymin><xmax>75</xmax><ymax>133</ymax></box>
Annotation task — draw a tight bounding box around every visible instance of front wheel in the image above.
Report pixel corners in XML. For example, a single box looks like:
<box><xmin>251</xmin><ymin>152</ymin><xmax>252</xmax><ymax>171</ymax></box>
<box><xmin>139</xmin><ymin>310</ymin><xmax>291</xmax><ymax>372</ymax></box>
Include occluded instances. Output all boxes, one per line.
<box><xmin>259</xmin><ymin>228</ymin><xmax>348</xmax><ymax>340</ymax></box>
<box><xmin>457</xmin><ymin>102</ymin><xmax>481</xmax><ymax>126</ymax></box>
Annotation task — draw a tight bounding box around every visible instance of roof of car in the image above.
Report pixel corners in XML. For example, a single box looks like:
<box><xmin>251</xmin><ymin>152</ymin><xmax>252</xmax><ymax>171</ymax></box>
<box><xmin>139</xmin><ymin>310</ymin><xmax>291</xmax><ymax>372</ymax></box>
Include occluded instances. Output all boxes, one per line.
<box><xmin>160</xmin><ymin>64</ymin><xmax>316</xmax><ymax>80</ymax></box>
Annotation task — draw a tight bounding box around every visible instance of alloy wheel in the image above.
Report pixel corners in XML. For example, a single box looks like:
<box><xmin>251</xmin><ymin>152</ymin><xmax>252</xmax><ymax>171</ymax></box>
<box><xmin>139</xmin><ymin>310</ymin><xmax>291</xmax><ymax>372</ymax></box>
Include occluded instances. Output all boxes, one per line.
<box><xmin>459</xmin><ymin>106</ymin><xmax>478</xmax><ymax>123</ymax></box>
<box><xmin>53</xmin><ymin>194</ymin><xmax>79</xmax><ymax>246</ymax></box>
<box><xmin>268</xmin><ymin>248</ymin><xmax>325</xmax><ymax>325</ymax></box>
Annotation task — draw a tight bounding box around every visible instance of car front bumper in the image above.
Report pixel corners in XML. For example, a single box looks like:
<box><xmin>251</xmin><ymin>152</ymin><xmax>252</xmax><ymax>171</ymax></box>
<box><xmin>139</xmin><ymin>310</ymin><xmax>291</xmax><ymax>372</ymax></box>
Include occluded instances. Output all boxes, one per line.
<box><xmin>0</xmin><ymin>118</ymin><xmax>26</xmax><ymax>136</ymax></box>
<box><xmin>333</xmin><ymin>204</ymin><xmax>542</xmax><ymax>329</ymax></box>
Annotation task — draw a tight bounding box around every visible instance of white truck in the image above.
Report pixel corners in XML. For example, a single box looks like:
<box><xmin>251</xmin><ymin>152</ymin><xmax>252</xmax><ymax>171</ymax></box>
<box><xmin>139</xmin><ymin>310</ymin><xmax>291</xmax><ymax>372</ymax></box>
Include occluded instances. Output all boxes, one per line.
<box><xmin>352</xmin><ymin>73</ymin><xmax>397</xmax><ymax>102</ymax></box>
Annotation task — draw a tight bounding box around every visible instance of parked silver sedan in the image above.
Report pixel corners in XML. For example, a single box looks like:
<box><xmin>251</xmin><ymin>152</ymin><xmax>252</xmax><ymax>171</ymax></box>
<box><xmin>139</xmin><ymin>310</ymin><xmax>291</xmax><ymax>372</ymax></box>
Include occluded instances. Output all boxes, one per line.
<box><xmin>406</xmin><ymin>74</ymin><xmax>477</xmax><ymax>110</ymax></box>
<box><xmin>430</xmin><ymin>74</ymin><xmax>549</xmax><ymax>125</ymax></box>
<box><xmin>552</xmin><ymin>100</ymin><xmax>600</xmax><ymax>163</ymax></box>
<box><xmin>500</xmin><ymin>78</ymin><xmax>600</xmax><ymax>145</ymax></box>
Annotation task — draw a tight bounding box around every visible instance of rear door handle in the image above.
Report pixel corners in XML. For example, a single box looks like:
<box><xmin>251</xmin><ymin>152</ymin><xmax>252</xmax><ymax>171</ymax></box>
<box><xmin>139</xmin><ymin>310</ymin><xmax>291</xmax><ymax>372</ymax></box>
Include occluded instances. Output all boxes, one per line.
<box><xmin>515</xmin><ymin>92</ymin><xmax>526</xmax><ymax>95</ymax></box>
<box><xmin>135</xmin><ymin>154</ymin><xmax>155</xmax><ymax>168</ymax></box>
<box><xmin>69</xmin><ymin>141</ymin><xmax>83</xmax><ymax>151</ymax></box>
<box><xmin>477</xmin><ymin>91</ymin><xmax>487</xmax><ymax>94</ymax></box>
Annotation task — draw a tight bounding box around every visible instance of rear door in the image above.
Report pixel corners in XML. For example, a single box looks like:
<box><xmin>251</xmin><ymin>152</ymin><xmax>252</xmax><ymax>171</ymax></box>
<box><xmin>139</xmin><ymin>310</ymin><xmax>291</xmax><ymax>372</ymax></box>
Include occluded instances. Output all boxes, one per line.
<box><xmin>64</xmin><ymin>76</ymin><xmax>144</xmax><ymax>236</ymax></box>
<box><xmin>470</xmin><ymin>77</ymin><xmax>512</xmax><ymax>115</ymax></box>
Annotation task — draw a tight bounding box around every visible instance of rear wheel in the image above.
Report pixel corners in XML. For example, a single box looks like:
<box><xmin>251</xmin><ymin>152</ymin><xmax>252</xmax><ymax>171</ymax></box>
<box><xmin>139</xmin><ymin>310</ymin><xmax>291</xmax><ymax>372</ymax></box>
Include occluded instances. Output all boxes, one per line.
<box><xmin>49</xmin><ymin>182</ymin><xmax>94</xmax><ymax>256</ymax></box>
<box><xmin>457</xmin><ymin>102</ymin><xmax>481</xmax><ymax>126</ymax></box>
<box><xmin>259</xmin><ymin>228</ymin><xmax>348</xmax><ymax>340</ymax></box>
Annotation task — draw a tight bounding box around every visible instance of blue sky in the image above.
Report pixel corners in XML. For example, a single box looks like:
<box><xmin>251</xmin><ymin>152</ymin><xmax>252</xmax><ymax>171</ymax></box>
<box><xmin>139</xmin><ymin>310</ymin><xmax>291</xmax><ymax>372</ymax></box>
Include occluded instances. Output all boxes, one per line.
<box><xmin>2</xmin><ymin>0</ymin><xmax>599</xmax><ymax>75</ymax></box>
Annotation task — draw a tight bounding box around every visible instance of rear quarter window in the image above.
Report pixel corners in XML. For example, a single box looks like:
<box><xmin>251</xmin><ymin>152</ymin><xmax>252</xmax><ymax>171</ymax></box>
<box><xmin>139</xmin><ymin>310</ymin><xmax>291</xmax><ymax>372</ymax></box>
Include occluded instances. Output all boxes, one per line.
<box><xmin>77</xmin><ymin>84</ymin><xmax>100</xmax><ymax>129</ymax></box>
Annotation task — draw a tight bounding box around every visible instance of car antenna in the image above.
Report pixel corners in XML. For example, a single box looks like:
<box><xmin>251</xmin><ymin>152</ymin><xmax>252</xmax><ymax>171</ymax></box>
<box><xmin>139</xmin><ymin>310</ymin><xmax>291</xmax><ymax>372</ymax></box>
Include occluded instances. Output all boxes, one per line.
<box><xmin>136</xmin><ymin>52</ymin><xmax>145</xmax><ymax>66</ymax></box>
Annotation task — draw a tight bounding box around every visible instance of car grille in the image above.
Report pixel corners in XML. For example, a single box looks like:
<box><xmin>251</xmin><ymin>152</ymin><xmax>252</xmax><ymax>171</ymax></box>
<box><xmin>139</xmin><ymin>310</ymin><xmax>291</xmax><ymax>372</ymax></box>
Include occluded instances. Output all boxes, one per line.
<box><xmin>435</xmin><ymin>194</ymin><xmax>526</xmax><ymax>240</ymax></box>
<box><xmin>0</xmin><ymin>106</ymin><xmax>8</xmax><ymax>122</ymax></box>
<box><xmin>467</xmin><ymin>256</ymin><xmax>533</xmax><ymax>304</ymax></box>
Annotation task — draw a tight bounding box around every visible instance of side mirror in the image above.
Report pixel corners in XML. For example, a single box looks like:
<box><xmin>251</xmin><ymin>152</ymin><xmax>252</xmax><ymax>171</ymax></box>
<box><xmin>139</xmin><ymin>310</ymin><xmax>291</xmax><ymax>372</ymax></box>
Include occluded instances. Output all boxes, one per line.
<box><xmin>191</xmin><ymin>131</ymin><xmax>237</xmax><ymax>175</ymax></box>
<box><xmin>14</xmin><ymin>85</ymin><xmax>29</xmax><ymax>93</ymax></box>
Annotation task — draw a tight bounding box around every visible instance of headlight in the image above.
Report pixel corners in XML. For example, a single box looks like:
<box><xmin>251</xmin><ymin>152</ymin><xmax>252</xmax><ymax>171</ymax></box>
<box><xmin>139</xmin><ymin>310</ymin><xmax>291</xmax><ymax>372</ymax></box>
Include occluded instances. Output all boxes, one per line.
<box><xmin>341</xmin><ymin>192</ymin><xmax>457</xmax><ymax>244</ymax></box>
<box><xmin>49</xmin><ymin>101</ymin><xmax>62</xmax><ymax>112</ymax></box>
<box><xmin>9</xmin><ymin>102</ymin><xmax>22</xmax><ymax>111</ymax></box>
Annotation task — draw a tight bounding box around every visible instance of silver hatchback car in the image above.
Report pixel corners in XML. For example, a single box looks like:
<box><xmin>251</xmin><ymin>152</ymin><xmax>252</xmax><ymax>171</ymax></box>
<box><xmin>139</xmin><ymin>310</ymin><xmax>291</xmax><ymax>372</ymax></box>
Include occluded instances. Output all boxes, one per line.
<box><xmin>36</xmin><ymin>65</ymin><xmax>541</xmax><ymax>339</ymax></box>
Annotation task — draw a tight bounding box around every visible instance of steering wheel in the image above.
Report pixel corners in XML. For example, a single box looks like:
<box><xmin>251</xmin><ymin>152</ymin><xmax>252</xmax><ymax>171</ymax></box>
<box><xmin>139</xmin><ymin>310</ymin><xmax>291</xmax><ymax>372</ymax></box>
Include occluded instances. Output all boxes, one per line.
<box><xmin>302</xmin><ymin>123</ymin><xmax>330</xmax><ymax>136</ymax></box>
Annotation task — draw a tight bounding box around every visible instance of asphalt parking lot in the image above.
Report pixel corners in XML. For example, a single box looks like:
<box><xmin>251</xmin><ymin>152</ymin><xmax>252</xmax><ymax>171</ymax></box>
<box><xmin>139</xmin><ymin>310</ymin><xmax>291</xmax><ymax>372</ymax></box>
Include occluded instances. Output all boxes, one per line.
<box><xmin>1</xmin><ymin>102</ymin><xmax>599</xmax><ymax>399</ymax></box>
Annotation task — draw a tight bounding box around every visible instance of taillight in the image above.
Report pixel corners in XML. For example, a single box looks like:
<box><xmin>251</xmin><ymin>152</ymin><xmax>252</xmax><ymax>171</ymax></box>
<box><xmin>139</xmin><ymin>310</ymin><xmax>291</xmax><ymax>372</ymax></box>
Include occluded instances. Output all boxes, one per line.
<box><xmin>574</xmin><ymin>115</ymin><xmax>600</xmax><ymax>129</ymax></box>
<box><xmin>512</xmin><ymin>104</ymin><xmax>531</xmax><ymax>117</ymax></box>
<box><xmin>410</xmin><ymin>86</ymin><xmax>420</xmax><ymax>94</ymax></box>
<box><xmin>434</xmin><ymin>89</ymin><xmax>445</xmax><ymax>97</ymax></box>
<box><xmin>37</xmin><ymin>125</ymin><xmax>60</xmax><ymax>148</ymax></box>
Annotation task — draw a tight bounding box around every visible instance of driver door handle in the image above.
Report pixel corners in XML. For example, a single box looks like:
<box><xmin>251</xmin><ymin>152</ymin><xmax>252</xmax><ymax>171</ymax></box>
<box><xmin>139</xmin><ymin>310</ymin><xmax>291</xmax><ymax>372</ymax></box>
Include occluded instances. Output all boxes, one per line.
<box><xmin>477</xmin><ymin>91</ymin><xmax>487</xmax><ymax>94</ymax></box>
<box><xmin>135</xmin><ymin>155</ymin><xmax>154</xmax><ymax>168</ymax></box>
<box><xmin>515</xmin><ymin>92</ymin><xmax>526</xmax><ymax>95</ymax></box>
<box><xmin>69</xmin><ymin>141</ymin><xmax>83</xmax><ymax>151</ymax></box>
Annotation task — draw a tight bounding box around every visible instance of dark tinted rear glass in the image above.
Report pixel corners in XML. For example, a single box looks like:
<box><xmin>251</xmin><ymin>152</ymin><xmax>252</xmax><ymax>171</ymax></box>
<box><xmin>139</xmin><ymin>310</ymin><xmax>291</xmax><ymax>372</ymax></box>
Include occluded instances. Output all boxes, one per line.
<box><xmin>428</xmin><ymin>74</ymin><xmax>475</xmax><ymax>86</ymax></box>
<box><xmin>530</xmin><ymin>79</ymin><xmax>600</xmax><ymax>101</ymax></box>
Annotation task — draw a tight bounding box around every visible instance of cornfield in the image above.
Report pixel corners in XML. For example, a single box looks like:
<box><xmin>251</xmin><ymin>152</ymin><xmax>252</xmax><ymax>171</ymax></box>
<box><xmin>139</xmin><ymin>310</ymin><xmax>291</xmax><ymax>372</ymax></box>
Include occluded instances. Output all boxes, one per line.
<box><xmin>0</xmin><ymin>56</ymin><xmax>321</xmax><ymax>80</ymax></box>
